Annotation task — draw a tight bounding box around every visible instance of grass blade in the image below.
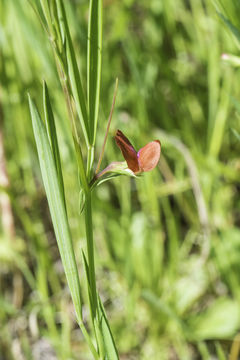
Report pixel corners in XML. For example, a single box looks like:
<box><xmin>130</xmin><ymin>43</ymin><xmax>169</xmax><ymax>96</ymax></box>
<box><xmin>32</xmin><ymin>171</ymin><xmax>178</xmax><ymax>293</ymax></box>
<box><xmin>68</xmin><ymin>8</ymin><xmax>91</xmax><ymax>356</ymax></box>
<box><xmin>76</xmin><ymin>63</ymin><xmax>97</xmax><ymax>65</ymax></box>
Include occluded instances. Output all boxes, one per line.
<box><xmin>39</xmin><ymin>0</ymin><xmax>53</xmax><ymax>33</ymax></box>
<box><xmin>43</xmin><ymin>81</ymin><xmax>66</xmax><ymax>207</ymax></box>
<box><xmin>217</xmin><ymin>12</ymin><xmax>240</xmax><ymax>43</ymax></box>
<box><xmin>56</xmin><ymin>0</ymin><xmax>90</xmax><ymax>145</ymax></box>
<box><xmin>27</xmin><ymin>0</ymin><xmax>49</xmax><ymax>35</ymax></box>
<box><xmin>87</xmin><ymin>0</ymin><xmax>102</xmax><ymax>145</ymax></box>
<box><xmin>28</xmin><ymin>95</ymin><xmax>82</xmax><ymax>324</ymax></box>
<box><xmin>97</xmin><ymin>296</ymin><xmax>119</xmax><ymax>360</ymax></box>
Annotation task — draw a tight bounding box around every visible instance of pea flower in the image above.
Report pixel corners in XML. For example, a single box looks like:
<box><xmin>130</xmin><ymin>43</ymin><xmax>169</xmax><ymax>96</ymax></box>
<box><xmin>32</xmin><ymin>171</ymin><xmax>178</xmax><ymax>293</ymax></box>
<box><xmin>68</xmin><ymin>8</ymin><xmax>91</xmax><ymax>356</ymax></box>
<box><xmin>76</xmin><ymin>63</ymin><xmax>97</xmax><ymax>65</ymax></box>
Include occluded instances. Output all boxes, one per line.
<box><xmin>115</xmin><ymin>129</ymin><xmax>161</xmax><ymax>174</ymax></box>
<box><xmin>92</xmin><ymin>130</ymin><xmax>161</xmax><ymax>188</ymax></box>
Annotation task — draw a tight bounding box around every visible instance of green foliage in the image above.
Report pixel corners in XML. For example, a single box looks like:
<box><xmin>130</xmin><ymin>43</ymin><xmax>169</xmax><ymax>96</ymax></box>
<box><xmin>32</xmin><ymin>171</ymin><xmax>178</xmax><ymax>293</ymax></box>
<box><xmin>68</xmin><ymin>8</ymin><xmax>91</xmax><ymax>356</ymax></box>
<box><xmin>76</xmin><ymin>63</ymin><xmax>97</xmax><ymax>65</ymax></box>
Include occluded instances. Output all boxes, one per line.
<box><xmin>87</xmin><ymin>0</ymin><xmax>102</xmax><ymax>146</ymax></box>
<box><xmin>28</xmin><ymin>95</ymin><xmax>82</xmax><ymax>324</ymax></box>
<box><xmin>1</xmin><ymin>0</ymin><xmax>240</xmax><ymax>359</ymax></box>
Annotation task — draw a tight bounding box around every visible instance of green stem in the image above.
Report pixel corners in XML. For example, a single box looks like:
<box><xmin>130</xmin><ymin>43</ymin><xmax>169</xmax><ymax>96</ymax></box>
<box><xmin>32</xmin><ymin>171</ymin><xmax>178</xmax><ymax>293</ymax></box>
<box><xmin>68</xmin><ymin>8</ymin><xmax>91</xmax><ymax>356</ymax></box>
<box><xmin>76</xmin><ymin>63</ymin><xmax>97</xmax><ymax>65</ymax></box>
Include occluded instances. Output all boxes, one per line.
<box><xmin>87</xmin><ymin>144</ymin><xmax>95</xmax><ymax>180</ymax></box>
<box><xmin>85</xmin><ymin>191</ymin><xmax>98</xmax><ymax>319</ymax></box>
<box><xmin>78</xmin><ymin>320</ymin><xmax>99</xmax><ymax>360</ymax></box>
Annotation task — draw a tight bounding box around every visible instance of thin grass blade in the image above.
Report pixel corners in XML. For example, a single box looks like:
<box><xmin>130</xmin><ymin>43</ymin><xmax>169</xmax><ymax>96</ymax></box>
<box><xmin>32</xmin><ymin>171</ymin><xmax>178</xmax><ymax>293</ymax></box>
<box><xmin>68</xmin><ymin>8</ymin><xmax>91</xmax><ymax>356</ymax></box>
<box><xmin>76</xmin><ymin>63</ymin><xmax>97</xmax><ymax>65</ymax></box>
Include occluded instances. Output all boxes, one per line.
<box><xmin>39</xmin><ymin>0</ymin><xmax>53</xmax><ymax>33</ymax></box>
<box><xmin>28</xmin><ymin>95</ymin><xmax>82</xmax><ymax>324</ymax></box>
<box><xmin>97</xmin><ymin>296</ymin><xmax>119</xmax><ymax>360</ymax></box>
<box><xmin>43</xmin><ymin>81</ymin><xmax>66</xmax><ymax>207</ymax></box>
<box><xmin>217</xmin><ymin>12</ymin><xmax>240</xmax><ymax>43</ymax></box>
<box><xmin>87</xmin><ymin>0</ymin><xmax>102</xmax><ymax>145</ymax></box>
<box><xmin>27</xmin><ymin>0</ymin><xmax>49</xmax><ymax>34</ymax></box>
<box><xmin>55</xmin><ymin>0</ymin><xmax>89</xmax><ymax>145</ymax></box>
<box><xmin>98</xmin><ymin>296</ymin><xmax>119</xmax><ymax>360</ymax></box>
<box><xmin>81</xmin><ymin>249</ymin><xmax>93</xmax><ymax>306</ymax></box>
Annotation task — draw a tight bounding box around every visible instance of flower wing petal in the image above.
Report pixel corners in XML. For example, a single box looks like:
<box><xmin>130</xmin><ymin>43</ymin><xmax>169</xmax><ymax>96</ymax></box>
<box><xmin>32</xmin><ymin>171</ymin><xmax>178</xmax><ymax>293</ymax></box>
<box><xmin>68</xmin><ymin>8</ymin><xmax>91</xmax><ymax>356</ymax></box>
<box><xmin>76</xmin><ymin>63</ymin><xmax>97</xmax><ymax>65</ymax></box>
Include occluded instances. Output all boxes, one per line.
<box><xmin>137</xmin><ymin>140</ymin><xmax>161</xmax><ymax>172</ymax></box>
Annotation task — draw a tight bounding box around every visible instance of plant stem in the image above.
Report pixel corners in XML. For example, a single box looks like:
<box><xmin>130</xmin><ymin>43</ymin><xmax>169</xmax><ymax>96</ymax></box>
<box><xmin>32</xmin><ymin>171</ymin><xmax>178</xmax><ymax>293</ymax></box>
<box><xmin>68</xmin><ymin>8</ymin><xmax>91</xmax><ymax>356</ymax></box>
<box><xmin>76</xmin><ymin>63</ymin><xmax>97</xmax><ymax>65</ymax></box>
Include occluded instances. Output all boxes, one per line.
<box><xmin>84</xmin><ymin>191</ymin><xmax>98</xmax><ymax>319</ymax></box>
<box><xmin>87</xmin><ymin>144</ymin><xmax>95</xmax><ymax>180</ymax></box>
<box><xmin>78</xmin><ymin>320</ymin><xmax>99</xmax><ymax>360</ymax></box>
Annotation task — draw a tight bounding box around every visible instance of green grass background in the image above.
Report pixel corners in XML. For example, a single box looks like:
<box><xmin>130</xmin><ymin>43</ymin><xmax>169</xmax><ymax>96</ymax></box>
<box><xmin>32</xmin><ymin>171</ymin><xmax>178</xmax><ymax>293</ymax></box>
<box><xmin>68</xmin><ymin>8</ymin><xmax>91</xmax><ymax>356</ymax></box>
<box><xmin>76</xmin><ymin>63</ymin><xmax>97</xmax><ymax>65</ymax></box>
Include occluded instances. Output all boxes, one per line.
<box><xmin>1</xmin><ymin>0</ymin><xmax>240</xmax><ymax>359</ymax></box>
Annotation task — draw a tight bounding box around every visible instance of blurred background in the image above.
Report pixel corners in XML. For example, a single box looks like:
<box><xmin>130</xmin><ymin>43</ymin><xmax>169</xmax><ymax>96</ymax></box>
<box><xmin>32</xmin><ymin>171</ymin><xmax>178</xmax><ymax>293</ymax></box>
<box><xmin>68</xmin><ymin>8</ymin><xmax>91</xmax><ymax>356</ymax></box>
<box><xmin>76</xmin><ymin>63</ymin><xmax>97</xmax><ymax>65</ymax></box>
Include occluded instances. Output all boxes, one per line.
<box><xmin>1</xmin><ymin>0</ymin><xmax>240</xmax><ymax>359</ymax></box>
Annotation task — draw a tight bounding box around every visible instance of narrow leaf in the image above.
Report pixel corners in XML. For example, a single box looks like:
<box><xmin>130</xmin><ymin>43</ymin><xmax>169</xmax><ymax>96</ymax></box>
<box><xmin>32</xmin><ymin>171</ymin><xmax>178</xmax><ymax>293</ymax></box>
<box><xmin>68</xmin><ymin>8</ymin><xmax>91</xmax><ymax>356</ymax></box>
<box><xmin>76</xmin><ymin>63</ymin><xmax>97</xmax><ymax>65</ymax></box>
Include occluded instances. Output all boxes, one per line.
<box><xmin>98</xmin><ymin>296</ymin><xmax>119</xmax><ymax>360</ymax></box>
<box><xmin>43</xmin><ymin>81</ymin><xmax>66</xmax><ymax>207</ymax></box>
<box><xmin>81</xmin><ymin>249</ymin><xmax>90</xmax><ymax>286</ymax></box>
<box><xmin>87</xmin><ymin>0</ymin><xmax>102</xmax><ymax>145</ymax></box>
<box><xmin>39</xmin><ymin>0</ymin><xmax>53</xmax><ymax>32</ymax></box>
<box><xmin>218</xmin><ymin>12</ymin><xmax>240</xmax><ymax>43</ymax></box>
<box><xmin>81</xmin><ymin>249</ymin><xmax>93</xmax><ymax>309</ymax></box>
<box><xmin>28</xmin><ymin>95</ymin><xmax>82</xmax><ymax>324</ymax></box>
<box><xmin>27</xmin><ymin>0</ymin><xmax>49</xmax><ymax>34</ymax></box>
<box><xmin>79</xmin><ymin>188</ymin><xmax>86</xmax><ymax>214</ymax></box>
<box><xmin>56</xmin><ymin>0</ymin><xmax>89</xmax><ymax>145</ymax></box>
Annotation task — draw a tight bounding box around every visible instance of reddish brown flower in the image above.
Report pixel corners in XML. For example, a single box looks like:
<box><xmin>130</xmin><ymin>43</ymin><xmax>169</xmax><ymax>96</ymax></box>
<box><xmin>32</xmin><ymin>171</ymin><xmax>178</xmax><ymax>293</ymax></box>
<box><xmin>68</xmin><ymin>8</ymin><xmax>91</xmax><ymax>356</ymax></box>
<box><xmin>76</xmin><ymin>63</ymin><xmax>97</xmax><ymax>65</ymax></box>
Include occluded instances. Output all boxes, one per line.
<box><xmin>115</xmin><ymin>130</ymin><xmax>161</xmax><ymax>174</ymax></box>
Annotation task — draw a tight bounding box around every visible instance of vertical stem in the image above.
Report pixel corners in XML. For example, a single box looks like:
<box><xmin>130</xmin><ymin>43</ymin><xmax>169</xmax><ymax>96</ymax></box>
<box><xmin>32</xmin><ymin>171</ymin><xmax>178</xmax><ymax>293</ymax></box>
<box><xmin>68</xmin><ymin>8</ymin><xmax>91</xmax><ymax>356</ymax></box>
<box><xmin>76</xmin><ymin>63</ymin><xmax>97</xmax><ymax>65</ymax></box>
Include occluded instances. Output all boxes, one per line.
<box><xmin>87</xmin><ymin>145</ymin><xmax>94</xmax><ymax>180</ymax></box>
<box><xmin>85</xmin><ymin>191</ymin><xmax>97</xmax><ymax>318</ymax></box>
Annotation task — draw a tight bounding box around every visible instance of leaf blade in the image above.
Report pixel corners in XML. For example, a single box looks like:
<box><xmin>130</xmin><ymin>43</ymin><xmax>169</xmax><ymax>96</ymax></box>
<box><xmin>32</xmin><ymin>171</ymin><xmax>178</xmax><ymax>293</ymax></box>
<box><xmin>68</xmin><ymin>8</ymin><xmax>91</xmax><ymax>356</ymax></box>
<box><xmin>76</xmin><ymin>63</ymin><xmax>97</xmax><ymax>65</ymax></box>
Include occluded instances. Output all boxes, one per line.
<box><xmin>56</xmin><ymin>0</ymin><xmax>90</xmax><ymax>145</ymax></box>
<box><xmin>87</xmin><ymin>0</ymin><xmax>102</xmax><ymax>145</ymax></box>
<box><xmin>43</xmin><ymin>80</ymin><xmax>66</xmax><ymax>207</ymax></box>
<box><xmin>97</xmin><ymin>296</ymin><xmax>119</xmax><ymax>360</ymax></box>
<box><xmin>28</xmin><ymin>95</ymin><xmax>82</xmax><ymax>323</ymax></box>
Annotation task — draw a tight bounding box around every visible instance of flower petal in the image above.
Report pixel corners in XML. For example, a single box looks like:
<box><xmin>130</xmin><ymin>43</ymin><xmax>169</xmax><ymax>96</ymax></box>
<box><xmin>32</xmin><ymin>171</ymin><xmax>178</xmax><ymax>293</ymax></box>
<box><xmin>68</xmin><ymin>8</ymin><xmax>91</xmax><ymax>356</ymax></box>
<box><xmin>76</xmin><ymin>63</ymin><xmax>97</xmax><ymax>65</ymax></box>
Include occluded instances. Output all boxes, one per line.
<box><xmin>115</xmin><ymin>130</ymin><xmax>140</xmax><ymax>173</ymax></box>
<box><xmin>137</xmin><ymin>140</ymin><xmax>161</xmax><ymax>172</ymax></box>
